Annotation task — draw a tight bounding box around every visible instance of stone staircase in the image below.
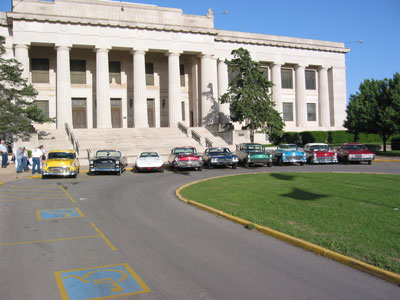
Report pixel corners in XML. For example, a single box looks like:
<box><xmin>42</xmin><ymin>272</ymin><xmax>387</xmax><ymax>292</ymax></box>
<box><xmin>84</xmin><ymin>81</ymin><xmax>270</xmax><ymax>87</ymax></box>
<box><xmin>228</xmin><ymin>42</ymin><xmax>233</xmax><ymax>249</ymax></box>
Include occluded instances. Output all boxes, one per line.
<box><xmin>38</xmin><ymin>127</ymin><xmax>230</xmax><ymax>165</ymax></box>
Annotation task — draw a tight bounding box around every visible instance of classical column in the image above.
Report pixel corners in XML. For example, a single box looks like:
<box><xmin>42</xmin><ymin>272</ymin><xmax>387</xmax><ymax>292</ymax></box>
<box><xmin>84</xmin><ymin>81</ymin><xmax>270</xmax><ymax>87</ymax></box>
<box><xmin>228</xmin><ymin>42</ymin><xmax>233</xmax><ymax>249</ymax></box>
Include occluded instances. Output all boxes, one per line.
<box><xmin>14</xmin><ymin>44</ymin><xmax>30</xmax><ymax>80</ymax></box>
<box><xmin>271</xmin><ymin>63</ymin><xmax>282</xmax><ymax>114</ymax></box>
<box><xmin>55</xmin><ymin>46</ymin><xmax>72</xmax><ymax>129</ymax></box>
<box><xmin>167</xmin><ymin>52</ymin><xmax>181</xmax><ymax>127</ymax></box>
<box><xmin>217</xmin><ymin>59</ymin><xmax>230</xmax><ymax>124</ymax></box>
<box><xmin>132</xmin><ymin>50</ymin><xmax>148</xmax><ymax>128</ymax></box>
<box><xmin>295</xmin><ymin>64</ymin><xmax>307</xmax><ymax>127</ymax></box>
<box><xmin>318</xmin><ymin>66</ymin><xmax>330</xmax><ymax>128</ymax></box>
<box><xmin>200</xmin><ymin>54</ymin><xmax>218</xmax><ymax>125</ymax></box>
<box><xmin>95</xmin><ymin>48</ymin><xmax>112</xmax><ymax>128</ymax></box>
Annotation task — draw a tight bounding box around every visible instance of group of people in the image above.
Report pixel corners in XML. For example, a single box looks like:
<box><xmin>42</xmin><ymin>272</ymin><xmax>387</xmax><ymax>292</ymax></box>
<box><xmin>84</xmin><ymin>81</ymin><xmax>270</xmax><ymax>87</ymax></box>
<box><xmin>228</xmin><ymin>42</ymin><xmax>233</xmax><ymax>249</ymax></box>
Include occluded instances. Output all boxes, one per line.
<box><xmin>0</xmin><ymin>141</ymin><xmax>46</xmax><ymax>174</ymax></box>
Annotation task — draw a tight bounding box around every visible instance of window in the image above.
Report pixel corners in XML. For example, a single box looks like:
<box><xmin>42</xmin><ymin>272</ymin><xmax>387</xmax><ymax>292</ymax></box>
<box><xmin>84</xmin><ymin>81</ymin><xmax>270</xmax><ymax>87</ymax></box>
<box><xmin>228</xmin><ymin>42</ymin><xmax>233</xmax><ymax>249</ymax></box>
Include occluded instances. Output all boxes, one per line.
<box><xmin>31</xmin><ymin>58</ymin><xmax>49</xmax><ymax>83</ymax></box>
<box><xmin>282</xmin><ymin>102</ymin><xmax>293</xmax><ymax>121</ymax></box>
<box><xmin>109</xmin><ymin>61</ymin><xmax>121</xmax><ymax>84</ymax></box>
<box><xmin>281</xmin><ymin>68</ymin><xmax>293</xmax><ymax>89</ymax></box>
<box><xmin>260</xmin><ymin>66</ymin><xmax>269</xmax><ymax>80</ymax></box>
<box><xmin>307</xmin><ymin>103</ymin><xmax>316</xmax><ymax>121</ymax></box>
<box><xmin>35</xmin><ymin>100</ymin><xmax>49</xmax><ymax>118</ymax></box>
<box><xmin>145</xmin><ymin>63</ymin><xmax>154</xmax><ymax>86</ymax></box>
<box><xmin>305</xmin><ymin>70</ymin><xmax>316</xmax><ymax>90</ymax></box>
<box><xmin>180</xmin><ymin>64</ymin><xmax>185</xmax><ymax>87</ymax></box>
<box><xmin>181</xmin><ymin>101</ymin><xmax>185</xmax><ymax>121</ymax></box>
<box><xmin>70</xmin><ymin>60</ymin><xmax>86</xmax><ymax>84</ymax></box>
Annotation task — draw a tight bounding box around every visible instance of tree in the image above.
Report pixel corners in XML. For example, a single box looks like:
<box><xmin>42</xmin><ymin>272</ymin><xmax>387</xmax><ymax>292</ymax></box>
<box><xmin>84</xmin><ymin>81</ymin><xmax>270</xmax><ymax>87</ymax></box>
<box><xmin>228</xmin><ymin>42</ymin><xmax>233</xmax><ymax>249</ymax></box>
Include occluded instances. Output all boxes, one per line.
<box><xmin>220</xmin><ymin>48</ymin><xmax>284</xmax><ymax>143</ymax></box>
<box><xmin>0</xmin><ymin>36</ymin><xmax>53</xmax><ymax>136</ymax></box>
<box><xmin>344</xmin><ymin>73</ymin><xmax>400</xmax><ymax>152</ymax></box>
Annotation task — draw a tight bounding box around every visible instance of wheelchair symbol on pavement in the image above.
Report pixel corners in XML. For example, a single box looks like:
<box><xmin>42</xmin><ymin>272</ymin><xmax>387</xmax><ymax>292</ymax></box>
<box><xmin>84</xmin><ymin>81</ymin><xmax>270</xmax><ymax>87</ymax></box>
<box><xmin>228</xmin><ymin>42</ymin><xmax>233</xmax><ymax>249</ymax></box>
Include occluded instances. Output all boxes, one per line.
<box><xmin>55</xmin><ymin>264</ymin><xmax>150</xmax><ymax>300</ymax></box>
<box><xmin>37</xmin><ymin>208</ymin><xmax>84</xmax><ymax>220</ymax></box>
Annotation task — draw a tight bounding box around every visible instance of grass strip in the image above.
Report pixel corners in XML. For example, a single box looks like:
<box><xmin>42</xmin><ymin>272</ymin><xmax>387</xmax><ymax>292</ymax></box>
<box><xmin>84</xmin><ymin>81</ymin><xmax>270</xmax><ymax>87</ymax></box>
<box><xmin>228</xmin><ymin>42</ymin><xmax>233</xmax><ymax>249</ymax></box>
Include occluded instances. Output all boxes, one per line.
<box><xmin>180</xmin><ymin>172</ymin><xmax>400</xmax><ymax>274</ymax></box>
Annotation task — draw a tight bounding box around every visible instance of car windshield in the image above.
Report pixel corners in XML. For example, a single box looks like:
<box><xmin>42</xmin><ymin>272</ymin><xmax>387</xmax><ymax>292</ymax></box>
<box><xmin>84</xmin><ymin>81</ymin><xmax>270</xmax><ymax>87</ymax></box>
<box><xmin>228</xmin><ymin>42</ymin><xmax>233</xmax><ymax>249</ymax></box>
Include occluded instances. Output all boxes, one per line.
<box><xmin>208</xmin><ymin>148</ymin><xmax>231</xmax><ymax>154</ymax></box>
<box><xmin>344</xmin><ymin>144</ymin><xmax>367</xmax><ymax>150</ymax></box>
<box><xmin>48</xmin><ymin>152</ymin><xmax>75</xmax><ymax>159</ymax></box>
<box><xmin>278</xmin><ymin>144</ymin><xmax>298</xmax><ymax>150</ymax></box>
<box><xmin>140</xmin><ymin>152</ymin><xmax>159</xmax><ymax>158</ymax></box>
<box><xmin>243</xmin><ymin>145</ymin><xmax>264</xmax><ymax>152</ymax></box>
<box><xmin>309</xmin><ymin>145</ymin><xmax>329</xmax><ymax>151</ymax></box>
<box><xmin>174</xmin><ymin>148</ymin><xmax>196</xmax><ymax>154</ymax></box>
<box><xmin>96</xmin><ymin>150</ymin><xmax>121</xmax><ymax>157</ymax></box>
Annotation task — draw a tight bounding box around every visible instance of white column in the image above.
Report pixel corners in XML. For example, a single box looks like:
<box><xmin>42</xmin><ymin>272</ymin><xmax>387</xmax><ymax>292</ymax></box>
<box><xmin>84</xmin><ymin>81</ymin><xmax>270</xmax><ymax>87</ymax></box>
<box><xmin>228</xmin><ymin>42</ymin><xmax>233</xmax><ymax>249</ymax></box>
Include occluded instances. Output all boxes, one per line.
<box><xmin>318</xmin><ymin>66</ymin><xmax>330</xmax><ymax>128</ymax></box>
<box><xmin>132</xmin><ymin>50</ymin><xmax>148</xmax><ymax>128</ymax></box>
<box><xmin>200</xmin><ymin>54</ymin><xmax>218</xmax><ymax>125</ymax></box>
<box><xmin>55</xmin><ymin>46</ymin><xmax>72</xmax><ymax>129</ymax></box>
<box><xmin>191</xmin><ymin>58</ymin><xmax>200</xmax><ymax>127</ymax></box>
<box><xmin>95</xmin><ymin>48</ymin><xmax>112</xmax><ymax>128</ymax></box>
<box><xmin>271</xmin><ymin>63</ymin><xmax>282</xmax><ymax>114</ymax></box>
<box><xmin>14</xmin><ymin>44</ymin><xmax>30</xmax><ymax>80</ymax></box>
<box><xmin>167</xmin><ymin>52</ymin><xmax>181</xmax><ymax>127</ymax></box>
<box><xmin>295</xmin><ymin>64</ymin><xmax>307</xmax><ymax>127</ymax></box>
<box><xmin>217</xmin><ymin>59</ymin><xmax>230</xmax><ymax>124</ymax></box>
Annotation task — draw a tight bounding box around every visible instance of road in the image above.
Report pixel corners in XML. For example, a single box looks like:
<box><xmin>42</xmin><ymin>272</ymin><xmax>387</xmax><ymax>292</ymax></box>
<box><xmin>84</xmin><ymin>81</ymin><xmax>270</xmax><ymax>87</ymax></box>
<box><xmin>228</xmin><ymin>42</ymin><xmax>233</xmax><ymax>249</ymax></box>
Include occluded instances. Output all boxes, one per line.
<box><xmin>0</xmin><ymin>162</ymin><xmax>399</xmax><ymax>300</ymax></box>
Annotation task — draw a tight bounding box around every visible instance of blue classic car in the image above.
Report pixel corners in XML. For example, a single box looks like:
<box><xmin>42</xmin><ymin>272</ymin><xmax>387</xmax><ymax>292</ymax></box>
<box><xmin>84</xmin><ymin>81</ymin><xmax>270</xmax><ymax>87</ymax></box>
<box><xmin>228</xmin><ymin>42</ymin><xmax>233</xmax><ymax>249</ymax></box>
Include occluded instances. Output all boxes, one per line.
<box><xmin>202</xmin><ymin>147</ymin><xmax>239</xmax><ymax>169</ymax></box>
<box><xmin>272</xmin><ymin>144</ymin><xmax>307</xmax><ymax>166</ymax></box>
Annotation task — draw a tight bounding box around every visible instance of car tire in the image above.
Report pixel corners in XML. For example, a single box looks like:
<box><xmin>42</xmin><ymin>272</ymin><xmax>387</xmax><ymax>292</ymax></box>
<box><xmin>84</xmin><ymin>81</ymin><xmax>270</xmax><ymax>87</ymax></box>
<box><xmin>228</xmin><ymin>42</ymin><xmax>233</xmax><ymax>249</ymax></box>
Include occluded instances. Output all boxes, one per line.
<box><xmin>267</xmin><ymin>162</ymin><xmax>272</xmax><ymax>167</ymax></box>
<box><xmin>300</xmin><ymin>162</ymin><xmax>304</xmax><ymax>166</ymax></box>
<box><xmin>232</xmin><ymin>164</ymin><xmax>237</xmax><ymax>169</ymax></box>
<box><xmin>159</xmin><ymin>168</ymin><xmax>164</xmax><ymax>173</ymax></box>
<box><xmin>368</xmin><ymin>160</ymin><xmax>372</xmax><ymax>165</ymax></box>
<box><xmin>278</xmin><ymin>157</ymin><xmax>283</xmax><ymax>166</ymax></box>
<box><xmin>244</xmin><ymin>161</ymin><xmax>249</xmax><ymax>168</ymax></box>
<box><xmin>41</xmin><ymin>175</ymin><xmax>46</xmax><ymax>180</ymax></box>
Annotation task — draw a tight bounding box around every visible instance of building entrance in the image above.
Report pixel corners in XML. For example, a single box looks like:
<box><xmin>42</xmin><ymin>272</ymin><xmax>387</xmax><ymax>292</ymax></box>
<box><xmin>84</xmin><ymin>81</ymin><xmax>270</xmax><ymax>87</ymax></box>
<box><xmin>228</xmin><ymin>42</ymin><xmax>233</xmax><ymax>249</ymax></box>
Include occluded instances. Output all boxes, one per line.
<box><xmin>111</xmin><ymin>98</ymin><xmax>122</xmax><ymax>128</ymax></box>
<box><xmin>147</xmin><ymin>99</ymin><xmax>155</xmax><ymax>127</ymax></box>
<box><xmin>72</xmin><ymin>98</ymin><xmax>87</xmax><ymax>128</ymax></box>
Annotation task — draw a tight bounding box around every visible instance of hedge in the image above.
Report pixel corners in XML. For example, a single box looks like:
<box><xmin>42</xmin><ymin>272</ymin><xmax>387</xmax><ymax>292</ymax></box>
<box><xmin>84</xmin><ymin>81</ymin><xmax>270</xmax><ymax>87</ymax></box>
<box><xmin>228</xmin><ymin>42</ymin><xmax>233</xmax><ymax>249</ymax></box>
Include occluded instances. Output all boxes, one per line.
<box><xmin>277</xmin><ymin>131</ymin><xmax>400</xmax><ymax>146</ymax></box>
<box><xmin>392</xmin><ymin>137</ymin><xmax>400</xmax><ymax>150</ymax></box>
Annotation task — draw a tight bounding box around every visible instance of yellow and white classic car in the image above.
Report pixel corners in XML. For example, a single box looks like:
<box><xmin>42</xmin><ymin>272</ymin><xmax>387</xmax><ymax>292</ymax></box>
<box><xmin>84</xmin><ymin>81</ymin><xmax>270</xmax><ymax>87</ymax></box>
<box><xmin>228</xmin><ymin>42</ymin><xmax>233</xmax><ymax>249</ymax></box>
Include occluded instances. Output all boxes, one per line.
<box><xmin>42</xmin><ymin>150</ymin><xmax>80</xmax><ymax>178</ymax></box>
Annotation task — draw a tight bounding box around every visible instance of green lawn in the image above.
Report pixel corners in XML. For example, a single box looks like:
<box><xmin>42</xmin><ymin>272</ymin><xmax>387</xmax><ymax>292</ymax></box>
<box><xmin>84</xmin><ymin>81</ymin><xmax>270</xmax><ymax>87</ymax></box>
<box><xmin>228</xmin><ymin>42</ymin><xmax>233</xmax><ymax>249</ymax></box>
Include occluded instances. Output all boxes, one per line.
<box><xmin>181</xmin><ymin>173</ymin><xmax>400</xmax><ymax>274</ymax></box>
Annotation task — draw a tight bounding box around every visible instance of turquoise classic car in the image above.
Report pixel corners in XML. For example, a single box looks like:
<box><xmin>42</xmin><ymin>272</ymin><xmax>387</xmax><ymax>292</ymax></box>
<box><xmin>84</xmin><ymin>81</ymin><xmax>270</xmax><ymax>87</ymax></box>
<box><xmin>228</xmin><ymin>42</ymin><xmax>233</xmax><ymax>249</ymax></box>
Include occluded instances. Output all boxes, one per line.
<box><xmin>235</xmin><ymin>143</ymin><xmax>272</xmax><ymax>167</ymax></box>
<box><xmin>272</xmin><ymin>144</ymin><xmax>307</xmax><ymax>166</ymax></box>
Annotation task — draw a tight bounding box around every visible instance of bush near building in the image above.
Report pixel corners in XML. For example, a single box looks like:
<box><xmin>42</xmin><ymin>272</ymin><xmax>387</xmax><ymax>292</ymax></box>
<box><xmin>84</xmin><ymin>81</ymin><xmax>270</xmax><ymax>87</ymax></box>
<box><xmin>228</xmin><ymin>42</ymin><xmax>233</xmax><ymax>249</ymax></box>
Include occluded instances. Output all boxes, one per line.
<box><xmin>277</xmin><ymin>130</ymin><xmax>400</xmax><ymax>146</ymax></box>
<box><xmin>391</xmin><ymin>137</ymin><xmax>400</xmax><ymax>150</ymax></box>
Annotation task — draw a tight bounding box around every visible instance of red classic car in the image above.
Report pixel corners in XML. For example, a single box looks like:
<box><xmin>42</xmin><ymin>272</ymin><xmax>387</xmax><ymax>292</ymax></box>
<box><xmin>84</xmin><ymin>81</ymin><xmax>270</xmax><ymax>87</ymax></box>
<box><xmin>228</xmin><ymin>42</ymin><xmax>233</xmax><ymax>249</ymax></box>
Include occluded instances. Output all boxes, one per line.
<box><xmin>168</xmin><ymin>146</ymin><xmax>204</xmax><ymax>171</ymax></box>
<box><xmin>337</xmin><ymin>143</ymin><xmax>375</xmax><ymax>165</ymax></box>
<box><xmin>304</xmin><ymin>143</ymin><xmax>338</xmax><ymax>164</ymax></box>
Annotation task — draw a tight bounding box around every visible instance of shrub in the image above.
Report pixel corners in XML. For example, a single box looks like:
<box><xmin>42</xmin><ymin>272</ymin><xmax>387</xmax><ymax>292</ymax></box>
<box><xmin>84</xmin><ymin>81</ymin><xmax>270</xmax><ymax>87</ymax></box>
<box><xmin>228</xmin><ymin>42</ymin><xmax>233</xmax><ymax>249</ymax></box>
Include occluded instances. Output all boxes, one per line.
<box><xmin>300</xmin><ymin>131</ymin><xmax>329</xmax><ymax>144</ymax></box>
<box><xmin>280</xmin><ymin>132</ymin><xmax>301</xmax><ymax>144</ymax></box>
<box><xmin>391</xmin><ymin>137</ymin><xmax>400</xmax><ymax>150</ymax></box>
<box><xmin>328</xmin><ymin>131</ymin><xmax>355</xmax><ymax>144</ymax></box>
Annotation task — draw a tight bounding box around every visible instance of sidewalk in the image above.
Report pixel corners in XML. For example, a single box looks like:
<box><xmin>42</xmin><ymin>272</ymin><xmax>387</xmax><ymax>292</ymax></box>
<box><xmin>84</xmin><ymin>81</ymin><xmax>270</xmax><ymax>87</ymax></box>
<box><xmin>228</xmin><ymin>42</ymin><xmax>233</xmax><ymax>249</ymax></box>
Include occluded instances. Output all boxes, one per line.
<box><xmin>0</xmin><ymin>163</ymin><xmax>34</xmax><ymax>185</ymax></box>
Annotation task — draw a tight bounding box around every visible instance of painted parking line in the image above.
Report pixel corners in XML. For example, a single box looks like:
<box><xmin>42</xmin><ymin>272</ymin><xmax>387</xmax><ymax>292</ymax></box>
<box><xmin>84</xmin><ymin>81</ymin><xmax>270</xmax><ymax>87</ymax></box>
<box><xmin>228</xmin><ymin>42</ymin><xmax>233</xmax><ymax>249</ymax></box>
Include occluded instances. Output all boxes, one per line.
<box><xmin>55</xmin><ymin>264</ymin><xmax>150</xmax><ymax>300</ymax></box>
<box><xmin>0</xmin><ymin>235</ymin><xmax>99</xmax><ymax>246</ymax></box>
<box><xmin>58</xmin><ymin>185</ymin><xmax>76</xmax><ymax>204</ymax></box>
<box><xmin>91</xmin><ymin>223</ymin><xmax>117</xmax><ymax>251</ymax></box>
<box><xmin>37</xmin><ymin>207</ymin><xmax>84</xmax><ymax>220</ymax></box>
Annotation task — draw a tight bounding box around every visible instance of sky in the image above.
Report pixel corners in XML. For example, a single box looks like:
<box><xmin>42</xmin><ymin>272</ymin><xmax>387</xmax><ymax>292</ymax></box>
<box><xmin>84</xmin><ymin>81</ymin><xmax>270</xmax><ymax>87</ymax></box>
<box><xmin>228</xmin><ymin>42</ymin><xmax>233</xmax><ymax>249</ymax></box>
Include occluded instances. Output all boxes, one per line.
<box><xmin>1</xmin><ymin>0</ymin><xmax>399</xmax><ymax>102</ymax></box>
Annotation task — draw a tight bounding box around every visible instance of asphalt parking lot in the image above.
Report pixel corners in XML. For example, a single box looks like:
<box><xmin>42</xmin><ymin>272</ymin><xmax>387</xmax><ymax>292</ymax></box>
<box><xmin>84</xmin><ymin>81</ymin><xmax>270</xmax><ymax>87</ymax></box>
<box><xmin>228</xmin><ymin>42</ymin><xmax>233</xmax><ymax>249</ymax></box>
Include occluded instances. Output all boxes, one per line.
<box><xmin>0</xmin><ymin>161</ymin><xmax>399</xmax><ymax>300</ymax></box>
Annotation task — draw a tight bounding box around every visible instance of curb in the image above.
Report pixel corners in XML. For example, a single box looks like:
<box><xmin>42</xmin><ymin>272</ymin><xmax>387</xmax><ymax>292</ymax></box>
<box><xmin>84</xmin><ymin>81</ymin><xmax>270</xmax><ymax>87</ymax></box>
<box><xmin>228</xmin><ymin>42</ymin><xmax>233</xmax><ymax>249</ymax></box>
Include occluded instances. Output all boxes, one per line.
<box><xmin>375</xmin><ymin>159</ymin><xmax>400</xmax><ymax>162</ymax></box>
<box><xmin>175</xmin><ymin>174</ymin><xmax>400</xmax><ymax>286</ymax></box>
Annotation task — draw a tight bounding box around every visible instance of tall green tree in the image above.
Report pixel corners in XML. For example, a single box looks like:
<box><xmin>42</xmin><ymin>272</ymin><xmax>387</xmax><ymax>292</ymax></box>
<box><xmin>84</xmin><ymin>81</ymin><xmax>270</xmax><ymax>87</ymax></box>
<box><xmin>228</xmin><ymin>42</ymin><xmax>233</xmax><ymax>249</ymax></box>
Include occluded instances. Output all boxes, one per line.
<box><xmin>0</xmin><ymin>36</ymin><xmax>53</xmax><ymax>135</ymax></box>
<box><xmin>344</xmin><ymin>73</ymin><xmax>400</xmax><ymax>151</ymax></box>
<box><xmin>220</xmin><ymin>47</ymin><xmax>284</xmax><ymax>143</ymax></box>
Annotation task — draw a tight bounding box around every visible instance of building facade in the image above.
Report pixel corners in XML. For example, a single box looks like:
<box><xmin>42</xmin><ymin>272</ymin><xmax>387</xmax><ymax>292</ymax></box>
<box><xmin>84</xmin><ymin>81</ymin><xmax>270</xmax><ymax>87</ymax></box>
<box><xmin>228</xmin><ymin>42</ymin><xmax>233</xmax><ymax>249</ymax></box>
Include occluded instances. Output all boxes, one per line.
<box><xmin>1</xmin><ymin>0</ymin><xmax>349</xmax><ymax>132</ymax></box>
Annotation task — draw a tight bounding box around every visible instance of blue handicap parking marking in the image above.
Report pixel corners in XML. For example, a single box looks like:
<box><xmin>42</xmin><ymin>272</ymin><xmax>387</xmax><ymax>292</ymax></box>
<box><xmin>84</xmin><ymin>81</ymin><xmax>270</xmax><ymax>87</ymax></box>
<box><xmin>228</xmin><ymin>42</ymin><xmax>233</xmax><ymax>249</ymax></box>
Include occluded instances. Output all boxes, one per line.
<box><xmin>55</xmin><ymin>264</ymin><xmax>150</xmax><ymax>300</ymax></box>
<box><xmin>38</xmin><ymin>208</ymin><xmax>83</xmax><ymax>220</ymax></box>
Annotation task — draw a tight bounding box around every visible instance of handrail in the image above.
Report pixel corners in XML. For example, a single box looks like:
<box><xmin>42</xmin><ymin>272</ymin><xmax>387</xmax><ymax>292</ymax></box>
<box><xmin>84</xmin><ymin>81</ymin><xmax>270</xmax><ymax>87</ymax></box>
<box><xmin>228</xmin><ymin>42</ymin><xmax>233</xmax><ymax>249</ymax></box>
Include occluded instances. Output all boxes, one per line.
<box><xmin>205</xmin><ymin>137</ymin><xmax>213</xmax><ymax>148</ymax></box>
<box><xmin>191</xmin><ymin>130</ymin><xmax>201</xmax><ymax>144</ymax></box>
<box><xmin>65</xmin><ymin>123</ymin><xmax>80</xmax><ymax>155</ymax></box>
<box><xmin>177</xmin><ymin>122</ymin><xmax>188</xmax><ymax>136</ymax></box>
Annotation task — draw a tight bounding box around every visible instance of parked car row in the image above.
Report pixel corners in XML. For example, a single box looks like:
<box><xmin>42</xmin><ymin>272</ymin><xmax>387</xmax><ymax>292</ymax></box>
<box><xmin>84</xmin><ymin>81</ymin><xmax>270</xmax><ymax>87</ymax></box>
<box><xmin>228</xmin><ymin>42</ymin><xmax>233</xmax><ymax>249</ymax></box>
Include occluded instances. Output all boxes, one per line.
<box><xmin>40</xmin><ymin>142</ymin><xmax>376</xmax><ymax>178</ymax></box>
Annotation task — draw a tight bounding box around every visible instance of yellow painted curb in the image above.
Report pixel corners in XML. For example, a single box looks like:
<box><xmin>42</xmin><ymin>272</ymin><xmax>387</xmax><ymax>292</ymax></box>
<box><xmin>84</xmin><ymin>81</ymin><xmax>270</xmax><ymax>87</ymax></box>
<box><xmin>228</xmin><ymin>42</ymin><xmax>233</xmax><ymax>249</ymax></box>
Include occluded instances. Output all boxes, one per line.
<box><xmin>175</xmin><ymin>174</ymin><xmax>400</xmax><ymax>286</ymax></box>
<box><xmin>0</xmin><ymin>182</ymin><xmax>3</xmax><ymax>187</ymax></box>
<box><xmin>375</xmin><ymin>159</ymin><xmax>400</xmax><ymax>162</ymax></box>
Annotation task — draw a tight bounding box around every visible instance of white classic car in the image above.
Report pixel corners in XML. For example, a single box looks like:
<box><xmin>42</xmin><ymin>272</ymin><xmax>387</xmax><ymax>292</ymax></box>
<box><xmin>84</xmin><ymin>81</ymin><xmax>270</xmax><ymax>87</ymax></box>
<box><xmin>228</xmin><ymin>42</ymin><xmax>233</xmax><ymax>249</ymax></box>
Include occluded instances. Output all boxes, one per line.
<box><xmin>135</xmin><ymin>151</ymin><xmax>164</xmax><ymax>173</ymax></box>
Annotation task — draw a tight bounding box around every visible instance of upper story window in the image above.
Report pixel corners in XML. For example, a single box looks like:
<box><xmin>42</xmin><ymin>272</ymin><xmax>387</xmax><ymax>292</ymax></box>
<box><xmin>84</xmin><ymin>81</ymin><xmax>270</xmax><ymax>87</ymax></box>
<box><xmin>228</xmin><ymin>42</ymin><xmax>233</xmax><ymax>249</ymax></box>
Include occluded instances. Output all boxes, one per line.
<box><xmin>260</xmin><ymin>66</ymin><xmax>269</xmax><ymax>80</ymax></box>
<box><xmin>35</xmin><ymin>100</ymin><xmax>49</xmax><ymax>118</ymax></box>
<box><xmin>109</xmin><ymin>61</ymin><xmax>121</xmax><ymax>84</ymax></box>
<box><xmin>31</xmin><ymin>58</ymin><xmax>49</xmax><ymax>83</ymax></box>
<box><xmin>145</xmin><ymin>63</ymin><xmax>154</xmax><ymax>86</ymax></box>
<box><xmin>305</xmin><ymin>70</ymin><xmax>316</xmax><ymax>90</ymax></box>
<box><xmin>180</xmin><ymin>64</ymin><xmax>185</xmax><ymax>87</ymax></box>
<box><xmin>281</xmin><ymin>68</ymin><xmax>293</xmax><ymax>89</ymax></box>
<box><xmin>70</xmin><ymin>60</ymin><xmax>86</xmax><ymax>84</ymax></box>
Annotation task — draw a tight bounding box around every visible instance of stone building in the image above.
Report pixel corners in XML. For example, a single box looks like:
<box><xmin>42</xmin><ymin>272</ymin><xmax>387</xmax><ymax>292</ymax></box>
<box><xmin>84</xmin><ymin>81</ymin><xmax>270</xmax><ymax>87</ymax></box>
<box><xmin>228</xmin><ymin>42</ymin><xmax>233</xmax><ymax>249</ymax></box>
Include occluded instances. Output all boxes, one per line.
<box><xmin>1</xmin><ymin>0</ymin><xmax>349</xmax><ymax>136</ymax></box>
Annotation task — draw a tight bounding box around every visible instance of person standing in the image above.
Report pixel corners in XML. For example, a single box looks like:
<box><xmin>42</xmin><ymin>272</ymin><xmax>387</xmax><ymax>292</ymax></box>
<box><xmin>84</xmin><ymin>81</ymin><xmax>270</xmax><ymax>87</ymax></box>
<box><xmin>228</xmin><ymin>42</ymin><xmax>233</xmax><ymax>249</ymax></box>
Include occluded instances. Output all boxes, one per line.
<box><xmin>22</xmin><ymin>147</ymin><xmax>29</xmax><ymax>171</ymax></box>
<box><xmin>31</xmin><ymin>146</ymin><xmax>43</xmax><ymax>174</ymax></box>
<box><xmin>15</xmin><ymin>146</ymin><xmax>24</xmax><ymax>173</ymax></box>
<box><xmin>0</xmin><ymin>140</ymin><xmax>8</xmax><ymax>168</ymax></box>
